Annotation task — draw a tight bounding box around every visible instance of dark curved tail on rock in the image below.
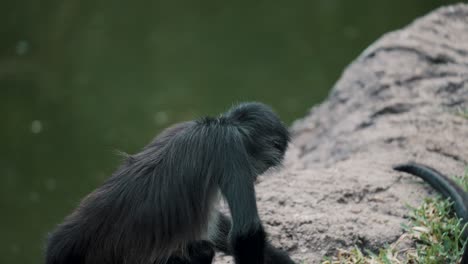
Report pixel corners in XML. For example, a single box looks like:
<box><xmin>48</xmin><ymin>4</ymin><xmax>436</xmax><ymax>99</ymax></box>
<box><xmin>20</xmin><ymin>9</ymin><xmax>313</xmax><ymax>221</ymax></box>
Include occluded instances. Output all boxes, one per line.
<box><xmin>393</xmin><ymin>162</ymin><xmax>468</xmax><ymax>223</ymax></box>
<box><xmin>394</xmin><ymin>162</ymin><xmax>468</xmax><ymax>264</ymax></box>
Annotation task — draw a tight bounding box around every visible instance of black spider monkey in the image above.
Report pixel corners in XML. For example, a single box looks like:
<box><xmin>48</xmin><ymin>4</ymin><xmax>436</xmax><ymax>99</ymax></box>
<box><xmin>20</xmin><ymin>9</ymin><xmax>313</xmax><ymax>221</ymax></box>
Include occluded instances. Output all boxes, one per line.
<box><xmin>45</xmin><ymin>102</ymin><xmax>296</xmax><ymax>264</ymax></box>
<box><xmin>394</xmin><ymin>163</ymin><xmax>468</xmax><ymax>264</ymax></box>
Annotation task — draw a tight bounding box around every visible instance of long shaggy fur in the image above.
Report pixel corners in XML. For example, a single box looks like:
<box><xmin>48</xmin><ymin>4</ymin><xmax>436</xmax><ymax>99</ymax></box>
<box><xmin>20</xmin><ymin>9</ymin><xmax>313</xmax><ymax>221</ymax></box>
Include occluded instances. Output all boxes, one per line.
<box><xmin>45</xmin><ymin>102</ymin><xmax>291</xmax><ymax>264</ymax></box>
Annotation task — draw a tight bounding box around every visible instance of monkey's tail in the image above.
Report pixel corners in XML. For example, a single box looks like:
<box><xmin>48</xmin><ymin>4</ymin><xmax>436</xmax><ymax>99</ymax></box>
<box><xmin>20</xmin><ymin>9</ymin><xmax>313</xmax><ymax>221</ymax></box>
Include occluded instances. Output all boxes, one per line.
<box><xmin>394</xmin><ymin>162</ymin><xmax>468</xmax><ymax>264</ymax></box>
<box><xmin>394</xmin><ymin>162</ymin><xmax>468</xmax><ymax>222</ymax></box>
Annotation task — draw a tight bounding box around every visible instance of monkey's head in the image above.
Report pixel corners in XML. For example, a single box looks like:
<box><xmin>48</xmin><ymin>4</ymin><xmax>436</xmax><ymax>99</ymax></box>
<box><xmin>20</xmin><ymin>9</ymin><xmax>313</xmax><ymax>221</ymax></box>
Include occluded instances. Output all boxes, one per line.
<box><xmin>223</xmin><ymin>102</ymin><xmax>290</xmax><ymax>175</ymax></box>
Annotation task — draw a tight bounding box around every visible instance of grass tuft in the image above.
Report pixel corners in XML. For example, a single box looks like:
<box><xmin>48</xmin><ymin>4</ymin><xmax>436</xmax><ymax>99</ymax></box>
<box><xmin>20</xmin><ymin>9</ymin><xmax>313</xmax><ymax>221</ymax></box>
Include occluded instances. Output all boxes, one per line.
<box><xmin>322</xmin><ymin>169</ymin><xmax>468</xmax><ymax>264</ymax></box>
<box><xmin>455</xmin><ymin>108</ymin><xmax>468</xmax><ymax>119</ymax></box>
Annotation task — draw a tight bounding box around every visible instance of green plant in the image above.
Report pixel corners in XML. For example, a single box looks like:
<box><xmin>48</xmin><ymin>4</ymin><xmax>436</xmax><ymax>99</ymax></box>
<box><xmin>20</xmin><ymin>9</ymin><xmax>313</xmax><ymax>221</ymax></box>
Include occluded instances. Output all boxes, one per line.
<box><xmin>322</xmin><ymin>169</ymin><xmax>468</xmax><ymax>264</ymax></box>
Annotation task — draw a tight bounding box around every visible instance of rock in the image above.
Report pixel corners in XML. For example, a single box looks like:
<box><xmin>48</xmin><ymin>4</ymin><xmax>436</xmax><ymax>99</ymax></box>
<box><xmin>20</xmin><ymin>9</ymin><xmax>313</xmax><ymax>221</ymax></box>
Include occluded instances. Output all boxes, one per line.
<box><xmin>216</xmin><ymin>4</ymin><xmax>468</xmax><ymax>263</ymax></box>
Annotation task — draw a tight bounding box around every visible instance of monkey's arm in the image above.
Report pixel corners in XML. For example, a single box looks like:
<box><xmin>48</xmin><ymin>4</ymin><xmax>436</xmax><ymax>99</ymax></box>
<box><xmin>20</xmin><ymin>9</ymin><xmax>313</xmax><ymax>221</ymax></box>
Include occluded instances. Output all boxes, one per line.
<box><xmin>220</xmin><ymin>174</ymin><xmax>266</xmax><ymax>264</ymax></box>
<box><xmin>210</xmin><ymin>212</ymin><xmax>231</xmax><ymax>253</ymax></box>
<box><xmin>212</xmin><ymin>212</ymin><xmax>296</xmax><ymax>264</ymax></box>
<box><xmin>217</xmin><ymin>140</ymin><xmax>295</xmax><ymax>263</ymax></box>
<box><xmin>215</xmin><ymin>137</ymin><xmax>266</xmax><ymax>264</ymax></box>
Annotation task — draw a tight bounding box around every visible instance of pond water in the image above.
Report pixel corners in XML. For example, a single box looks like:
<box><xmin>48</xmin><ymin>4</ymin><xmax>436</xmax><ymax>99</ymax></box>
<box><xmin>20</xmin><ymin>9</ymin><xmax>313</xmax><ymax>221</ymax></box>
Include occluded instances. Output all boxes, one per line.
<box><xmin>0</xmin><ymin>1</ymin><xmax>458</xmax><ymax>263</ymax></box>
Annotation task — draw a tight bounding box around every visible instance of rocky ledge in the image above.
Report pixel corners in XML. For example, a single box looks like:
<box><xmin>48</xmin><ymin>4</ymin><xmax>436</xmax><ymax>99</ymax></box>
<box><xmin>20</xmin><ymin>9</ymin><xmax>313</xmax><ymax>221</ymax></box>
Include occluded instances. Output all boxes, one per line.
<box><xmin>217</xmin><ymin>4</ymin><xmax>468</xmax><ymax>263</ymax></box>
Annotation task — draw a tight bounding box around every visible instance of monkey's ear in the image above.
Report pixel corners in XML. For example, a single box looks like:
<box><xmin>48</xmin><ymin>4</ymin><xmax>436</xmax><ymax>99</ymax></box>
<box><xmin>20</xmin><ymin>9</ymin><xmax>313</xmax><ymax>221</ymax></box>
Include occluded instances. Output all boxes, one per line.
<box><xmin>223</xmin><ymin>102</ymin><xmax>274</xmax><ymax>123</ymax></box>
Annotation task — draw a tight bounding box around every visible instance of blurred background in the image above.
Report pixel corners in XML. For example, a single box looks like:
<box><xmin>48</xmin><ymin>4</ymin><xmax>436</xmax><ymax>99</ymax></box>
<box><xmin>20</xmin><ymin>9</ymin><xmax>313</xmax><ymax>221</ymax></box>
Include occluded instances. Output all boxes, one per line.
<box><xmin>0</xmin><ymin>1</ymin><xmax>460</xmax><ymax>263</ymax></box>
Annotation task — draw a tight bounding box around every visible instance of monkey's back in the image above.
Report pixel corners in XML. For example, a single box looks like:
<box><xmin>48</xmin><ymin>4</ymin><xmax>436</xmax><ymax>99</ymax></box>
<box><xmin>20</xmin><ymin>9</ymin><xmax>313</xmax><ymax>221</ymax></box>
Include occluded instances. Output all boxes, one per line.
<box><xmin>46</xmin><ymin>164</ymin><xmax>219</xmax><ymax>263</ymax></box>
<box><xmin>46</xmin><ymin>121</ymin><xmax>221</xmax><ymax>263</ymax></box>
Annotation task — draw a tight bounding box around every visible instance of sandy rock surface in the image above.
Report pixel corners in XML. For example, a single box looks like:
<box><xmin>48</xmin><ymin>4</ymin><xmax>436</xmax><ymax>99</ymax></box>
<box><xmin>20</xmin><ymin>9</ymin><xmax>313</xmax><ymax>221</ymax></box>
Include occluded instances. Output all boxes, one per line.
<box><xmin>216</xmin><ymin>4</ymin><xmax>468</xmax><ymax>263</ymax></box>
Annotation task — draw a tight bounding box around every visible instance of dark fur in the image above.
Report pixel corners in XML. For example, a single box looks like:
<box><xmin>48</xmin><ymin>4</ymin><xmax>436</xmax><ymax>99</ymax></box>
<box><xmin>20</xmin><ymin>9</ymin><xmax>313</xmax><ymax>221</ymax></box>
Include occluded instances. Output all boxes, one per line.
<box><xmin>394</xmin><ymin>162</ymin><xmax>468</xmax><ymax>263</ymax></box>
<box><xmin>45</xmin><ymin>102</ymin><xmax>295</xmax><ymax>264</ymax></box>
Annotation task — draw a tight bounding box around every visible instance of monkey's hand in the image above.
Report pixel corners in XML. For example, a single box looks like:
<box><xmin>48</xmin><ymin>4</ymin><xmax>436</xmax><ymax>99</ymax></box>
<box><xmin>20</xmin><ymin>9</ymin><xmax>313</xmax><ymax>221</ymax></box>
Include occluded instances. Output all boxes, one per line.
<box><xmin>187</xmin><ymin>241</ymin><xmax>215</xmax><ymax>264</ymax></box>
<box><xmin>230</xmin><ymin>224</ymin><xmax>266</xmax><ymax>264</ymax></box>
<box><xmin>264</xmin><ymin>244</ymin><xmax>296</xmax><ymax>264</ymax></box>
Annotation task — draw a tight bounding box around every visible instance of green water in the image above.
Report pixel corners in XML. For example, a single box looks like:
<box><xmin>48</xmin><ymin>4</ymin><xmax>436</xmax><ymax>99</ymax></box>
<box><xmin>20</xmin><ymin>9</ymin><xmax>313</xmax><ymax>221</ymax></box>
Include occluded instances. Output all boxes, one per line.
<box><xmin>0</xmin><ymin>1</ymin><xmax>459</xmax><ymax>263</ymax></box>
